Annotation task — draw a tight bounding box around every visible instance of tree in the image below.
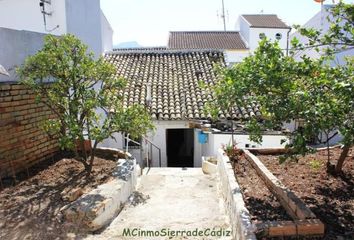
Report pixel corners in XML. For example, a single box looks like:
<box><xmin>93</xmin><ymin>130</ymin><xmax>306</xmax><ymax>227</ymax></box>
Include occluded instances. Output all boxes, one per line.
<box><xmin>291</xmin><ymin>1</ymin><xmax>353</xmax><ymax>172</ymax></box>
<box><xmin>292</xmin><ymin>1</ymin><xmax>353</xmax><ymax>55</ymax></box>
<box><xmin>18</xmin><ymin>34</ymin><xmax>154</xmax><ymax>174</ymax></box>
<box><xmin>208</xmin><ymin>38</ymin><xmax>352</xmax><ymax>173</ymax></box>
<box><xmin>208</xmin><ymin>2</ymin><xmax>353</xmax><ymax>173</ymax></box>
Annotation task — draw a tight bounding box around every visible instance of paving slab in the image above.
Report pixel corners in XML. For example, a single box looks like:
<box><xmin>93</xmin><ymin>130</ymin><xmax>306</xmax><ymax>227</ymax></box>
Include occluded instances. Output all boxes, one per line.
<box><xmin>85</xmin><ymin>167</ymin><xmax>231</xmax><ymax>240</ymax></box>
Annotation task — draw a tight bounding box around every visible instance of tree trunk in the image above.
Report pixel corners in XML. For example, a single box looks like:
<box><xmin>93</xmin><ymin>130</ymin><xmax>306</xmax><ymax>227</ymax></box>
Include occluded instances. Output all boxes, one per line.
<box><xmin>86</xmin><ymin>141</ymin><xmax>98</xmax><ymax>176</ymax></box>
<box><xmin>335</xmin><ymin>144</ymin><xmax>350</xmax><ymax>173</ymax></box>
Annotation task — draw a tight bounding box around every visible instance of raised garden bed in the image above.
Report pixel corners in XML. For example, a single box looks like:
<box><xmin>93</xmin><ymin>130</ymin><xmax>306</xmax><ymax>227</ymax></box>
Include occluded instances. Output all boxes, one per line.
<box><xmin>257</xmin><ymin>147</ymin><xmax>354</xmax><ymax>239</ymax></box>
<box><xmin>234</xmin><ymin>156</ymin><xmax>292</xmax><ymax>223</ymax></box>
<box><xmin>228</xmin><ymin>149</ymin><xmax>326</xmax><ymax>239</ymax></box>
<box><xmin>0</xmin><ymin>149</ymin><xmax>129</xmax><ymax>240</ymax></box>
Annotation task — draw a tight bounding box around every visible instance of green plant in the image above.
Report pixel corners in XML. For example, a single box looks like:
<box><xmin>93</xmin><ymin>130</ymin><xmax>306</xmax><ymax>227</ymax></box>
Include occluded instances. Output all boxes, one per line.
<box><xmin>18</xmin><ymin>34</ymin><xmax>154</xmax><ymax>175</ymax></box>
<box><xmin>309</xmin><ymin>159</ymin><xmax>322</xmax><ymax>171</ymax></box>
<box><xmin>208</xmin><ymin>38</ymin><xmax>352</xmax><ymax>173</ymax></box>
<box><xmin>222</xmin><ymin>143</ymin><xmax>243</xmax><ymax>162</ymax></box>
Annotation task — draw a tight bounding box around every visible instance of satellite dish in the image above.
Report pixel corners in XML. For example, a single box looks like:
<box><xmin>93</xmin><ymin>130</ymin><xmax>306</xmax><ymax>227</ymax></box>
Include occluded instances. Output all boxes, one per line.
<box><xmin>0</xmin><ymin>64</ymin><xmax>9</xmax><ymax>76</ymax></box>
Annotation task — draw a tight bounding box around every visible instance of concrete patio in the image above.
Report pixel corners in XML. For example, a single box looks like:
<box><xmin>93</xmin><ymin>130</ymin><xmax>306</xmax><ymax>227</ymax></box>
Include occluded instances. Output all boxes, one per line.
<box><xmin>85</xmin><ymin>168</ymin><xmax>232</xmax><ymax>240</ymax></box>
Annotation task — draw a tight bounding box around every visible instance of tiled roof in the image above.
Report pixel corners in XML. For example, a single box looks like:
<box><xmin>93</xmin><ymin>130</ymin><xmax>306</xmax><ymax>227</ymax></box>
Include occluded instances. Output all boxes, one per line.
<box><xmin>242</xmin><ymin>14</ymin><xmax>290</xmax><ymax>29</ymax></box>
<box><xmin>168</xmin><ymin>31</ymin><xmax>248</xmax><ymax>50</ymax></box>
<box><xmin>105</xmin><ymin>50</ymin><xmax>261</xmax><ymax>121</ymax></box>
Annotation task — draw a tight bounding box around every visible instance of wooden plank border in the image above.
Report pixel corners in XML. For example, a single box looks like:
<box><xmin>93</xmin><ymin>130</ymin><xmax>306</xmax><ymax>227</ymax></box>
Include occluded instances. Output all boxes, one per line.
<box><xmin>256</xmin><ymin>219</ymin><xmax>325</xmax><ymax>237</ymax></box>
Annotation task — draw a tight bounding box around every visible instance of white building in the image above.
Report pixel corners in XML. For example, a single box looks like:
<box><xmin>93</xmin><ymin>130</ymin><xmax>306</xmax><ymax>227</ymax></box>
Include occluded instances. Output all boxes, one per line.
<box><xmin>167</xmin><ymin>14</ymin><xmax>291</xmax><ymax>65</ymax></box>
<box><xmin>0</xmin><ymin>0</ymin><xmax>113</xmax><ymax>55</ymax></box>
<box><xmin>102</xmin><ymin>49</ymin><xmax>288</xmax><ymax>168</ymax></box>
<box><xmin>291</xmin><ymin>5</ymin><xmax>354</xmax><ymax>66</ymax></box>
<box><xmin>236</xmin><ymin>14</ymin><xmax>291</xmax><ymax>53</ymax></box>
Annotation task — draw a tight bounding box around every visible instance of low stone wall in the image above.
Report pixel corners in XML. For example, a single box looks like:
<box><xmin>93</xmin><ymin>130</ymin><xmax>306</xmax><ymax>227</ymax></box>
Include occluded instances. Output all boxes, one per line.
<box><xmin>63</xmin><ymin>156</ymin><xmax>140</xmax><ymax>232</ymax></box>
<box><xmin>0</xmin><ymin>83</ymin><xmax>58</xmax><ymax>178</ymax></box>
<box><xmin>217</xmin><ymin>149</ymin><xmax>257</xmax><ymax>240</ymax></box>
<box><xmin>243</xmin><ymin>150</ymin><xmax>316</xmax><ymax>220</ymax></box>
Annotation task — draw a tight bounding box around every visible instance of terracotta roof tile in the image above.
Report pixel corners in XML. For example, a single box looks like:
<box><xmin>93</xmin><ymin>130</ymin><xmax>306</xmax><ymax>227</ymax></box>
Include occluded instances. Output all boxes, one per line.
<box><xmin>105</xmin><ymin>50</ymin><xmax>260</xmax><ymax>120</ymax></box>
<box><xmin>168</xmin><ymin>31</ymin><xmax>247</xmax><ymax>50</ymax></box>
<box><xmin>242</xmin><ymin>14</ymin><xmax>290</xmax><ymax>29</ymax></box>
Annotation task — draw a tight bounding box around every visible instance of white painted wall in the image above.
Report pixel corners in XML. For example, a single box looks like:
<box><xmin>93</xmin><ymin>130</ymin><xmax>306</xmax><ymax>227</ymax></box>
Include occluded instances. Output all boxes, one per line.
<box><xmin>100</xmin><ymin>120</ymin><xmax>190</xmax><ymax>168</ymax></box>
<box><xmin>291</xmin><ymin>5</ymin><xmax>354</xmax><ymax>66</ymax></box>
<box><xmin>237</xmin><ymin>17</ymin><xmax>250</xmax><ymax>46</ymax></box>
<box><xmin>101</xmin><ymin>121</ymin><xmax>289</xmax><ymax>168</ymax></box>
<box><xmin>199</xmin><ymin>132</ymin><xmax>289</xmax><ymax>159</ymax></box>
<box><xmin>147</xmin><ymin>120</ymin><xmax>190</xmax><ymax>167</ymax></box>
<box><xmin>224</xmin><ymin>50</ymin><xmax>249</xmax><ymax>65</ymax></box>
<box><xmin>236</xmin><ymin>16</ymin><xmax>290</xmax><ymax>53</ymax></box>
<box><xmin>248</xmin><ymin>27</ymin><xmax>289</xmax><ymax>53</ymax></box>
<box><xmin>0</xmin><ymin>0</ymin><xmax>67</xmax><ymax>35</ymax></box>
<box><xmin>65</xmin><ymin>0</ymin><xmax>103</xmax><ymax>56</ymax></box>
<box><xmin>0</xmin><ymin>0</ymin><xmax>113</xmax><ymax>56</ymax></box>
<box><xmin>101</xmin><ymin>11</ymin><xmax>113</xmax><ymax>52</ymax></box>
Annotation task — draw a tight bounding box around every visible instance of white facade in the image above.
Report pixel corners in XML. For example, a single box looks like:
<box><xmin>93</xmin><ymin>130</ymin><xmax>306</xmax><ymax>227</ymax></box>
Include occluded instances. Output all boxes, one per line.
<box><xmin>291</xmin><ymin>5</ymin><xmax>354</xmax><ymax>66</ymax></box>
<box><xmin>199</xmin><ymin>131</ymin><xmax>289</xmax><ymax>160</ymax></box>
<box><xmin>0</xmin><ymin>0</ymin><xmax>113</xmax><ymax>55</ymax></box>
<box><xmin>100</xmin><ymin>120</ymin><xmax>289</xmax><ymax>168</ymax></box>
<box><xmin>100</xmin><ymin>11</ymin><xmax>114</xmax><ymax>52</ymax></box>
<box><xmin>224</xmin><ymin>50</ymin><xmax>249</xmax><ymax>65</ymax></box>
<box><xmin>0</xmin><ymin>0</ymin><xmax>67</xmax><ymax>35</ymax></box>
<box><xmin>236</xmin><ymin>16</ymin><xmax>290</xmax><ymax>53</ymax></box>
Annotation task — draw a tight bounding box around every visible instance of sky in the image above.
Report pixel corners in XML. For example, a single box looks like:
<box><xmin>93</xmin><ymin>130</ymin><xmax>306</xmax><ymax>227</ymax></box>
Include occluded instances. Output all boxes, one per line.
<box><xmin>100</xmin><ymin>0</ymin><xmax>354</xmax><ymax>47</ymax></box>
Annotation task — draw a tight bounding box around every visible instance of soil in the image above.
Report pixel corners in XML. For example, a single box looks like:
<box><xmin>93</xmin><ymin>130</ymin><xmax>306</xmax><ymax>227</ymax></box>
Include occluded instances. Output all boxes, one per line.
<box><xmin>258</xmin><ymin>146</ymin><xmax>354</xmax><ymax>240</ymax></box>
<box><xmin>0</xmin><ymin>151</ymin><xmax>119</xmax><ymax>240</ymax></box>
<box><xmin>234</xmin><ymin>156</ymin><xmax>292</xmax><ymax>223</ymax></box>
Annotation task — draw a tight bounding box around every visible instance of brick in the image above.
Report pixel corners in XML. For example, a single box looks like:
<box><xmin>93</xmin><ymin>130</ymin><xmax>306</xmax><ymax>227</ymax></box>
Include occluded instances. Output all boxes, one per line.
<box><xmin>0</xmin><ymin>102</ymin><xmax>13</xmax><ymax>108</ymax></box>
<box><xmin>0</xmin><ymin>96</ymin><xmax>12</xmax><ymax>102</ymax></box>
<box><xmin>0</xmin><ymin>85</ymin><xmax>11</xmax><ymax>91</ymax></box>
<box><xmin>12</xmin><ymin>95</ymin><xmax>22</xmax><ymax>101</ymax></box>
<box><xmin>11</xmin><ymin>90</ymin><xmax>20</xmax><ymax>96</ymax></box>
<box><xmin>28</xmin><ymin>109</ymin><xmax>36</xmax><ymax>114</ymax></box>
<box><xmin>0</xmin><ymin>113</ymin><xmax>12</xmax><ymax>120</ymax></box>
<box><xmin>19</xmin><ymin>90</ymin><xmax>29</xmax><ymax>95</ymax></box>
<box><xmin>17</xmin><ymin>100</ymin><xmax>30</xmax><ymax>106</ymax></box>
<box><xmin>296</xmin><ymin>219</ymin><xmax>324</xmax><ymax>235</ymax></box>
<box><xmin>11</xmin><ymin>85</ymin><xmax>25</xmax><ymax>90</ymax></box>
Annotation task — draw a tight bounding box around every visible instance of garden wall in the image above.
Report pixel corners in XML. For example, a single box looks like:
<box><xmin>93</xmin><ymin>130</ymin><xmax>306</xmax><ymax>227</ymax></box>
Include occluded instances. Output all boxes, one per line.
<box><xmin>0</xmin><ymin>82</ymin><xmax>58</xmax><ymax>178</ymax></box>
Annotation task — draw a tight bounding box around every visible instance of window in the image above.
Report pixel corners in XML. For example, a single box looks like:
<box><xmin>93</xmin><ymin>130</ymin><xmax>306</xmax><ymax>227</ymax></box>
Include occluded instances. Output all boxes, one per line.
<box><xmin>259</xmin><ymin>33</ymin><xmax>266</xmax><ymax>39</ymax></box>
<box><xmin>275</xmin><ymin>33</ymin><xmax>282</xmax><ymax>40</ymax></box>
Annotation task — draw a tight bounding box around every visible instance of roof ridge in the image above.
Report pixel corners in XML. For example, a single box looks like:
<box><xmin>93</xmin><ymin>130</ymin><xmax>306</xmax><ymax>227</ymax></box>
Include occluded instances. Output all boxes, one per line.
<box><xmin>170</xmin><ymin>31</ymin><xmax>241</xmax><ymax>33</ymax></box>
<box><xmin>106</xmin><ymin>49</ymin><xmax>225</xmax><ymax>55</ymax></box>
<box><xmin>242</xmin><ymin>14</ymin><xmax>277</xmax><ymax>16</ymax></box>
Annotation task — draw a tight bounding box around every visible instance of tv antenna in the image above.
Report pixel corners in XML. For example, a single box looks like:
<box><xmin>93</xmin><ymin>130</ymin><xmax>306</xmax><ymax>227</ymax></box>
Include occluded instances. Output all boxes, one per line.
<box><xmin>39</xmin><ymin>0</ymin><xmax>59</xmax><ymax>32</ymax></box>
<box><xmin>217</xmin><ymin>0</ymin><xmax>228</xmax><ymax>31</ymax></box>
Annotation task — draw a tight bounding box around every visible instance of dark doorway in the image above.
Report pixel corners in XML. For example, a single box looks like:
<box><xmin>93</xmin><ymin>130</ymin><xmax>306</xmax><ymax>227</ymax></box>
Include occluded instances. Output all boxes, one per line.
<box><xmin>166</xmin><ymin>129</ymin><xmax>194</xmax><ymax>167</ymax></box>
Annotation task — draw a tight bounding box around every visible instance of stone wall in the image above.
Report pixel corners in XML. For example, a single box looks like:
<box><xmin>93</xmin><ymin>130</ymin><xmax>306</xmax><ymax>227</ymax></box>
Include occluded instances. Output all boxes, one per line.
<box><xmin>0</xmin><ymin>82</ymin><xmax>58</xmax><ymax>178</ymax></box>
<box><xmin>217</xmin><ymin>149</ymin><xmax>257</xmax><ymax>240</ymax></box>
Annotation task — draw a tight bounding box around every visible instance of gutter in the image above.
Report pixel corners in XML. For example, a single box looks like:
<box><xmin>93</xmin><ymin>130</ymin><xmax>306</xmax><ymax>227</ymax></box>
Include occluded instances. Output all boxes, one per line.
<box><xmin>286</xmin><ymin>27</ymin><xmax>292</xmax><ymax>56</ymax></box>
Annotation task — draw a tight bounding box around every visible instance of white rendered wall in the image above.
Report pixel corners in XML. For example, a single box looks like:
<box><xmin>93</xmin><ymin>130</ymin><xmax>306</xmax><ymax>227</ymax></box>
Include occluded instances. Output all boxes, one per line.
<box><xmin>224</xmin><ymin>50</ymin><xmax>250</xmax><ymax>65</ymax></box>
<box><xmin>237</xmin><ymin>17</ymin><xmax>250</xmax><ymax>46</ymax></box>
<box><xmin>200</xmin><ymin>132</ymin><xmax>289</xmax><ymax>158</ymax></box>
<box><xmin>65</xmin><ymin>0</ymin><xmax>103</xmax><ymax>56</ymax></box>
<box><xmin>248</xmin><ymin>27</ymin><xmax>290</xmax><ymax>53</ymax></box>
<box><xmin>0</xmin><ymin>0</ymin><xmax>67</xmax><ymax>35</ymax></box>
<box><xmin>101</xmin><ymin>11</ymin><xmax>113</xmax><ymax>52</ymax></box>
<box><xmin>147</xmin><ymin>120</ymin><xmax>190</xmax><ymax>167</ymax></box>
<box><xmin>101</xmin><ymin>121</ymin><xmax>190</xmax><ymax>168</ymax></box>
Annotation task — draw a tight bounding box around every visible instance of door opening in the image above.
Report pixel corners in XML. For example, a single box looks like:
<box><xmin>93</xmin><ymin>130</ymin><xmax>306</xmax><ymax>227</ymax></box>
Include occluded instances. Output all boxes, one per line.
<box><xmin>166</xmin><ymin>129</ymin><xmax>194</xmax><ymax>167</ymax></box>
